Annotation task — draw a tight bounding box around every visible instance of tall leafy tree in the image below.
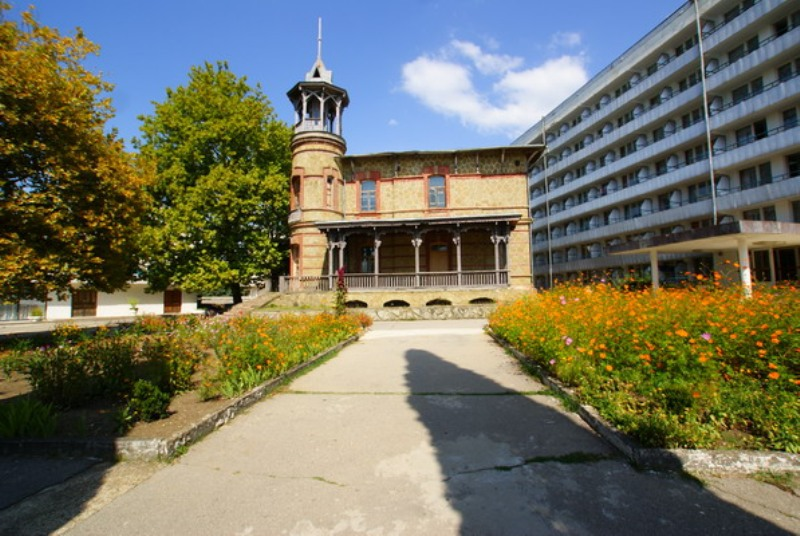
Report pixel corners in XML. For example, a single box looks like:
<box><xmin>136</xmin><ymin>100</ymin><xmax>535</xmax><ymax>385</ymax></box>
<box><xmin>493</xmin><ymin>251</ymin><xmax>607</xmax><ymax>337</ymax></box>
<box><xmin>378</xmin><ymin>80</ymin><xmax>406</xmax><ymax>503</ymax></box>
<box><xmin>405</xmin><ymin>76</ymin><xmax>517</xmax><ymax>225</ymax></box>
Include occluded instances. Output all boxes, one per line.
<box><xmin>0</xmin><ymin>4</ymin><xmax>149</xmax><ymax>302</ymax></box>
<box><xmin>136</xmin><ymin>61</ymin><xmax>291</xmax><ymax>303</ymax></box>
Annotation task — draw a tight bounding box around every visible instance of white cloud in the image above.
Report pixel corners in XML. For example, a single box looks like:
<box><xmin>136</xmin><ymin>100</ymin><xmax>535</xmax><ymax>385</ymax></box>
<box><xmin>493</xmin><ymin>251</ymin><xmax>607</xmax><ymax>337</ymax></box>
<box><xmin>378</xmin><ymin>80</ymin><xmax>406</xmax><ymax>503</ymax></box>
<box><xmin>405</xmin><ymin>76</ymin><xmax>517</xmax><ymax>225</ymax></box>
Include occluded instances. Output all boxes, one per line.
<box><xmin>388</xmin><ymin>118</ymin><xmax>398</xmax><ymax>127</ymax></box>
<box><xmin>549</xmin><ymin>31</ymin><xmax>582</xmax><ymax>49</ymax></box>
<box><xmin>400</xmin><ymin>39</ymin><xmax>588</xmax><ymax>137</ymax></box>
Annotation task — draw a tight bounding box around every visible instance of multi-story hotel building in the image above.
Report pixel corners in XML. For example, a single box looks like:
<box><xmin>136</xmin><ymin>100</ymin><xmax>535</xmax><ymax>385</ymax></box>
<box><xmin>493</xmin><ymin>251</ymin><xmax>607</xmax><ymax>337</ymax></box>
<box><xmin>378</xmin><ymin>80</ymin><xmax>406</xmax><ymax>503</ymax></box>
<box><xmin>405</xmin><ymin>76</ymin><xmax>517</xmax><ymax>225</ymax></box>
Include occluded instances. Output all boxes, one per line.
<box><xmin>516</xmin><ymin>0</ymin><xmax>800</xmax><ymax>289</ymax></box>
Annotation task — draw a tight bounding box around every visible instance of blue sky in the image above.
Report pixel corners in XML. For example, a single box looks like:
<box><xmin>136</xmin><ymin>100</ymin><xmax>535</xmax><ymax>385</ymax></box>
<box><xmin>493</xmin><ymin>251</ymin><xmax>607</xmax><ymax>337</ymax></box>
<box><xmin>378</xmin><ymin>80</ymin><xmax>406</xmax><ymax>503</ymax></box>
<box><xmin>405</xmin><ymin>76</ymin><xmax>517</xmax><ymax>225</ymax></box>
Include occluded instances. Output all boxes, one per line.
<box><xmin>8</xmin><ymin>1</ymin><xmax>684</xmax><ymax>155</ymax></box>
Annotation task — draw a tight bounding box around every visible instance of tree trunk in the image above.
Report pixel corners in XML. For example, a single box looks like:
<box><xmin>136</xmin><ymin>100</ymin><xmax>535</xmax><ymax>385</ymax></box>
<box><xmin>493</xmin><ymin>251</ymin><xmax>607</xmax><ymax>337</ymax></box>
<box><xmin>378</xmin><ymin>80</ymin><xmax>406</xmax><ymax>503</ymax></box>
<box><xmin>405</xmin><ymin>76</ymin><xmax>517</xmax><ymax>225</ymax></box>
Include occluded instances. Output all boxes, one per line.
<box><xmin>231</xmin><ymin>283</ymin><xmax>243</xmax><ymax>305</ymax></box>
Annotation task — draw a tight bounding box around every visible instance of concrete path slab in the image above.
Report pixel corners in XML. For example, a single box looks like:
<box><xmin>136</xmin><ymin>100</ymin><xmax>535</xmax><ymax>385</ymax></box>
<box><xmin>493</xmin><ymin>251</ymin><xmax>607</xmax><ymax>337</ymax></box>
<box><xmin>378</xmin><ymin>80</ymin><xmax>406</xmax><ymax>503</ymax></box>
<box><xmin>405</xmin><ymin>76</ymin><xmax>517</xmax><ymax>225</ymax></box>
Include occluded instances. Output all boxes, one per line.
<box><xmin>36</xmin><ymin>319</ymin><xmax>800</xmax><ymax>535</ymax></box>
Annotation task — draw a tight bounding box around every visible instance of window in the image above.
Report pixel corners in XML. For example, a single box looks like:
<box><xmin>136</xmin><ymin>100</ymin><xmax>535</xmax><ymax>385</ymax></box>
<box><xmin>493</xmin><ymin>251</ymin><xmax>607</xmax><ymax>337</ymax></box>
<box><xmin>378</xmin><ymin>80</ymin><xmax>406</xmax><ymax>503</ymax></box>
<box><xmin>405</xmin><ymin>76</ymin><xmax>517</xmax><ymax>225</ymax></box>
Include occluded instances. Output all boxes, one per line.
<box><xmin>619</xmin><ymin>140</ymin><xmax>636</xmax><ymax>158</ymax></box>
<box><xmin>688</xmin><ymin>182</ymin><xmax>711</xmax><ymax>203</ymax></box>
<box><xmin>655</xmin><ymin>159</ymin><xmax>668</xmax><ymax>176</ymax></box>
<box><xmin>653</xmin><ymin>126</ymin><xmax>665</xmax><ymax>142</ymax></box>
<box><xmin>740</xmin><ymin>167</ymin><xmax>757</xmax><ymax>190</ymax></box>
<box><xmin>743</xmin><ymin>208</ymin><xmax>761</xmax><ymax>220</ymax></box>
<box><xmin>783</xmin><ymin>108</ymin><xmax>798</xmax><ymax>129</ymax></box>
<box><xmin>792</xmin><ymin>200</ymin><xmax>800</xmax><ymax>223</ymax></box>
<box><xmin>685</xmin><ymin>145</ymin><xmax>707</xmax><ymax>165</ymax></box>
<box><xmin>675</xmin><ymin>36</ymin><xmax>697</xmax><ymax>57</ymax></box>
<box><xmin>778</xmin><ymin>63</ymin><xmax>793</xmax><ymax>82</ymax></box>
<box><xmin>788</xmin><ymin>153</ymin><xmax>800</xmax><ymax>177</ymax></box>
<box><xmin>428</xmin><ymin>175</ymin><xmax>446</xmax><ymax>208</ymax></box>
<box><xmin>732</xmin><ymin>84</ymin><xmax>749</xmax><ymax>104</ymax></box>
<box><xmin>743</xmin><ymin>206</ymin><xmax>777</xmax><ymax>221</ymax></box>
<box><xmin>728</xmin><ymin>44</ymin><xmax>746</xmax><ymax>63</ymax></box>
<box><xmin>623</xmin><ymin>202</ymin><xmax>641</xmax><ymax>221</ymax></box>
<box><xmin>326</xmin><ymin>176</ymin><xmax>334</xmax><ymax>208</ymax></box>
<box><xmin>754</xmin><ymin>118</ymin><xmax>768</xmax><ymax>140</ymax></box>
<box><xmin>682</xmin><ymin>108</ymin><xmax>703</xmax><ymax>129</ymax></box>
<box><xmin>658</xmin><ymin>193</ymin><xmax>671</xmax><ymax>211</ymax></box>
<box><xmin>740</xmin><ymin>162</ymin><xmax>772</xmax><ymax>190</ymax></box>
<box><xmin>360</xmin><ymin>180</ymin><xmax>376</xmax><ymax>212</ymax></box>
<box><xmin>291</xmin><ymin>176</ymin><xmax>301</xmax><ymax>208</ymax></box>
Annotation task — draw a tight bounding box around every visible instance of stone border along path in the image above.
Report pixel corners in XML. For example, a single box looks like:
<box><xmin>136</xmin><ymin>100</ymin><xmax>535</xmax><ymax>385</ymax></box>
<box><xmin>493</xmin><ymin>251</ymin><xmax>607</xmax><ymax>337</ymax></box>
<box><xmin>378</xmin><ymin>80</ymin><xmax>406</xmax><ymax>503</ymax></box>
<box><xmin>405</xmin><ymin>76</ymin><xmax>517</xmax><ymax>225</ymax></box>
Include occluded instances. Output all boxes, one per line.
<box><xmin>489</xmin><ymin>330</ymin><xmax>800</xmax><ymax>474</ymax></box>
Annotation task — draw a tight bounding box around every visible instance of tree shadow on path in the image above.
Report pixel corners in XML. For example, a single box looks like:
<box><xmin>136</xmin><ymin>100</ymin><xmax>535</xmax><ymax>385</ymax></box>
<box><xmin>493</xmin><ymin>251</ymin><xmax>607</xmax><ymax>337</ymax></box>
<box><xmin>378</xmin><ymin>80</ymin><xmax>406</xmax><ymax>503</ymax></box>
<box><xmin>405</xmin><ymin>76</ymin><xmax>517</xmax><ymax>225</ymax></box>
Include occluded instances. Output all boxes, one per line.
<box><xmin>404</xmin><ymin>348</ymin><xmax>792</xmax><ymax>535</ymax></box>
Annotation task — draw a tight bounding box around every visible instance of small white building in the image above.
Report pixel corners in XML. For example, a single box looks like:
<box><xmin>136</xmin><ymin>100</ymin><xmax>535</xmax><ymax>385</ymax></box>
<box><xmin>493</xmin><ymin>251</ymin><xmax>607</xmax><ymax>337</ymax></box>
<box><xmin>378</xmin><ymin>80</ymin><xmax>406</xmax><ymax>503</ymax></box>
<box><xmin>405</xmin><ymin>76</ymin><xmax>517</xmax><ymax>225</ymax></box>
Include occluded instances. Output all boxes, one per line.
<box><xmin>1</xmin><ymin>283</ymin><xmax>200</xmax><ymax>321</ymax></box>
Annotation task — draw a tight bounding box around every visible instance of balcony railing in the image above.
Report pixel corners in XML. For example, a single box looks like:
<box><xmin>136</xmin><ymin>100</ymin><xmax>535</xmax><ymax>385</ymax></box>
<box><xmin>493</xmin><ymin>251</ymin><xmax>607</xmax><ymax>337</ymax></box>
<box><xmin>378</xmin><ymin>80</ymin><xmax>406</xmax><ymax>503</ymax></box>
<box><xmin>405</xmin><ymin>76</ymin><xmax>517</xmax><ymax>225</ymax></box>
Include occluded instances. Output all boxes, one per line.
<box><xmin>279</xmin><ymin>270</ymin><xmax>509</xmax><ymax>293</ymax></box>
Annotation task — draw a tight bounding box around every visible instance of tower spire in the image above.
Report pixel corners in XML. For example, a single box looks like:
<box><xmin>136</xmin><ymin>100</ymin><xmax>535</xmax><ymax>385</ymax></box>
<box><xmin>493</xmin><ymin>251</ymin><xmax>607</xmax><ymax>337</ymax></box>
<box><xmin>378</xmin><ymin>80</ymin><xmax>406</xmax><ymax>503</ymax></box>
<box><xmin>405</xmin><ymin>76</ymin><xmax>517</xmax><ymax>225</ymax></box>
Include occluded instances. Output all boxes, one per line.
<box><xmin>306</xmin><ymin>17</ymin><xmax>332</xmax><ymax>83</ymax></box>
<box><xmin>317</xmin><ymin>17</ymin><xmax>323</xmax><ymax>63</ymax></box>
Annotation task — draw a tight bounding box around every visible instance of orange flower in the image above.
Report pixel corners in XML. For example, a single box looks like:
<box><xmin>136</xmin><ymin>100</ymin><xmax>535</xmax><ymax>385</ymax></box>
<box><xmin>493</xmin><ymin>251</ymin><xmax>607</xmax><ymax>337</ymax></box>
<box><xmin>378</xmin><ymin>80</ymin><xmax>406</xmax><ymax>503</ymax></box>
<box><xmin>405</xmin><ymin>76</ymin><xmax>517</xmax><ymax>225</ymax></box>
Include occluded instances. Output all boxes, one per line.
<box><xmin>605</xmin><ymin>364</ymin><xmax>614</xmax><ymax>371</ymax></box>
<box><xmin>768</xmin><ymin>371</ymin><xmax>780</xmax><ymax>380</ymax></box>
<box><xmin>675</xmin><ymin>329</ymin><xmax>689</xmax><ymax>338</ymax></box>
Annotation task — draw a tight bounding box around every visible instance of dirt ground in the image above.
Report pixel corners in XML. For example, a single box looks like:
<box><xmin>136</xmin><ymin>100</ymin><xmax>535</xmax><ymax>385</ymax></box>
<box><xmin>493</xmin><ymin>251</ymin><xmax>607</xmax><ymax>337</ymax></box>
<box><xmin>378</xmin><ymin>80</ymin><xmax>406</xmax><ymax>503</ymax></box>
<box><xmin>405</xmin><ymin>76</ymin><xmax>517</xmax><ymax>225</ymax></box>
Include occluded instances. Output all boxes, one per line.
<box><xmin>0</xmin><ymin>371</ymin><xmax>232</xmax><ymax>442</ymax></box>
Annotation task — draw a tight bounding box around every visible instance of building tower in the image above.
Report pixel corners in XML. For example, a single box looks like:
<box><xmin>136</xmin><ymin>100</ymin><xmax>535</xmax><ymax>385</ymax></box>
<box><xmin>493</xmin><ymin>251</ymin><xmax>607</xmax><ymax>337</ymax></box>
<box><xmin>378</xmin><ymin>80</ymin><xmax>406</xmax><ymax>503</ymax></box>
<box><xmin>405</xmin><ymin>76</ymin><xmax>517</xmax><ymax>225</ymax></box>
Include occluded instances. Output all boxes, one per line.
<box><xmin>286</xmin><ymin>20</ymin><xmax>349</xmax><ymax>282</ymax></box>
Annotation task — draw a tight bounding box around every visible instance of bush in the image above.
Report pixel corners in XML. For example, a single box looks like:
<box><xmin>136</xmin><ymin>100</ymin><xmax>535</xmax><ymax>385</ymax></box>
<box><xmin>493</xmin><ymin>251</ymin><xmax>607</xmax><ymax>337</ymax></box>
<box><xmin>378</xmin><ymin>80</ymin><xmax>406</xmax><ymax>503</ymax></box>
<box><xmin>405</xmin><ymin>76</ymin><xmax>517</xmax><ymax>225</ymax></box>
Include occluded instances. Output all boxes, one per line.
<box><xmin>120</xmin><ymin>380</ymin><xmax>171</xmax><ymax>426</ymax></box>
<box><xmin>26</xmin><ymin>337</ymin><xmax>136</xmax><ymax>408</ymax></box>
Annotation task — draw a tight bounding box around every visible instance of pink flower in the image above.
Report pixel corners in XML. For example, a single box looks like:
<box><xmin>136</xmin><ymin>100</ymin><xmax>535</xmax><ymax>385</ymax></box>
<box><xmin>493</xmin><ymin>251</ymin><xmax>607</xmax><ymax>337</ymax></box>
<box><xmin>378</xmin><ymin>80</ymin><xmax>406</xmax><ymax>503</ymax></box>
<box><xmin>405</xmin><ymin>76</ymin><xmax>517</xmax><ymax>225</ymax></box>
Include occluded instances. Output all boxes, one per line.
<box><xmin>563</xmin><ymin>336</ymin><xmax>573</xmax><ymax>346</ymax></box>
<box><xmin>701</xmin><ymin>332</ymin><xmax>712</xmax><ymax>342</ymax></box>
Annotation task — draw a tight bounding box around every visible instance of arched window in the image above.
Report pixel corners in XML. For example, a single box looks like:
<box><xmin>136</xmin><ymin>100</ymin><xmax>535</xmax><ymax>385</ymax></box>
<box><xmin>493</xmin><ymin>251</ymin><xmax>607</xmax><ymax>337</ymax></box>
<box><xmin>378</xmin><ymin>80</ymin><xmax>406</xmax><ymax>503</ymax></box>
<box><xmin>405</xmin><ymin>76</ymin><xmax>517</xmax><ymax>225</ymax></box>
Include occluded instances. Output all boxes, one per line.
<box><xmin>360</xmin><ymin>180</ymin><xmax>376</xmax><ymax>212</ymax></box>
<box><xmin>428</xmin><ymin>175</ymin><xmax>446</xmax><ymax>208</ymax></box>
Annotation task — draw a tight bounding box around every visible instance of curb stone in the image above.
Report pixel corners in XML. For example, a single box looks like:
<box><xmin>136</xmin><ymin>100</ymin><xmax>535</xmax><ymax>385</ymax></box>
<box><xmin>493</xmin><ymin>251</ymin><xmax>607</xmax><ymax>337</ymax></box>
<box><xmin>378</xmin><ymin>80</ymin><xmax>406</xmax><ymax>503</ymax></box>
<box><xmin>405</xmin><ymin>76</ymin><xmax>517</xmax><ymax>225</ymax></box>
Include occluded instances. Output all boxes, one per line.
<box><xmin>487</xmin><ymin>329</ymin><xmax>800</xmax><ymax>474</ymax></box>
<box><xmin>0</xmin><ymin>334</ymin><xmax>361</xmax><ymax>461</ymax></box>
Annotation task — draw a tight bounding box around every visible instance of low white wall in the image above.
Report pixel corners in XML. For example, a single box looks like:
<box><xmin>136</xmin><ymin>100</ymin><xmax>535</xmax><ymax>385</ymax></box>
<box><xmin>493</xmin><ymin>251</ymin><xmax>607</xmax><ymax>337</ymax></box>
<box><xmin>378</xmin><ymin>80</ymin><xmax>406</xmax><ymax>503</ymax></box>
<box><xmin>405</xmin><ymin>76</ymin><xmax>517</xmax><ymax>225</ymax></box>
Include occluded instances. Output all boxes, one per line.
<box><xmin>41</xmin><ymin>285</ymin><xmax>200</xmax><ymax>320</ymax></box>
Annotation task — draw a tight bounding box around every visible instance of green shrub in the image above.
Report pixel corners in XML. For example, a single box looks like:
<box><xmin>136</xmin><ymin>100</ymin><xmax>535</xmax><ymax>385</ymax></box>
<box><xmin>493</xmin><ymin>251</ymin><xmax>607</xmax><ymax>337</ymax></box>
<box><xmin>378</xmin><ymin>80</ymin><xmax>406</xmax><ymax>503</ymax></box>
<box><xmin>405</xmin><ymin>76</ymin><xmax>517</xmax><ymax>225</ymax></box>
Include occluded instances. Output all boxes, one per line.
<box><xmin>26</xmin><ymin>337</ymin><xmax>136</xmax><ymax>408</ymax></box>
<box><xmin>122</xmin><ymin>379</ymin><xmax>171</xmax><ymax>424</ymax></box>
<box><xmin>0</xmin><ymin>398</ymin><xmax>57</xmax><ymax>438</ymax></box>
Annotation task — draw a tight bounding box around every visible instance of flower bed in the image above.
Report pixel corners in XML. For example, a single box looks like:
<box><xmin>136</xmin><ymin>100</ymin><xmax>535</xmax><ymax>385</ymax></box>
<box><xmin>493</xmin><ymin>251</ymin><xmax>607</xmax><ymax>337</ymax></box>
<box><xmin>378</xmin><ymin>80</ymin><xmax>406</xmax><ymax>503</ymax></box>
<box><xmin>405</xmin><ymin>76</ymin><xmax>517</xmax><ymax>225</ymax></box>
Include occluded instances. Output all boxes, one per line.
<box><xmin>488</xmin><ymin>283</ymin><xmax>799</xmax><ymax>452</ymax></box>
<box><xmin>0</xmin><ymin>312</ymin><xmax>370</xmax><ymax>437</ymax></box>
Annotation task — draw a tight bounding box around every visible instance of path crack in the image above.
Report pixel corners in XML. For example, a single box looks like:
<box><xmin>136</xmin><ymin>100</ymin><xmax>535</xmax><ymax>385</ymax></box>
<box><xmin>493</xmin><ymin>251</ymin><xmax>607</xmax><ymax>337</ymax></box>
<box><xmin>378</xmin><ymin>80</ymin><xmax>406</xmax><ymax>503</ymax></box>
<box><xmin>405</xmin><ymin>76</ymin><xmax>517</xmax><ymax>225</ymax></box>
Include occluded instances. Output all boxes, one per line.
<box><xmin>443</xmin><ymin>452</ymin><xmax>615</xmax><ymax>481</ymax></box>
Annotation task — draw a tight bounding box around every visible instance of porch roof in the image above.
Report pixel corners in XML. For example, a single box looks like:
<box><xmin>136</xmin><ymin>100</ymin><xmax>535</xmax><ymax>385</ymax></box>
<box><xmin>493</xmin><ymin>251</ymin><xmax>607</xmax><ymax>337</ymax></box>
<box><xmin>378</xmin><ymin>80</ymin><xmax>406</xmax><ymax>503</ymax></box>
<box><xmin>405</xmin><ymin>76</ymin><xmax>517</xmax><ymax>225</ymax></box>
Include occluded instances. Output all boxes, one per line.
<box><xmin>315</xmin><ymin>213</ymin><xmax>522</xmax><ymax>232</ymax></box>
<box><xmin>607</xmin><ymin>220</ymin><xmax>800</xmax><ymax>255</ymax></box>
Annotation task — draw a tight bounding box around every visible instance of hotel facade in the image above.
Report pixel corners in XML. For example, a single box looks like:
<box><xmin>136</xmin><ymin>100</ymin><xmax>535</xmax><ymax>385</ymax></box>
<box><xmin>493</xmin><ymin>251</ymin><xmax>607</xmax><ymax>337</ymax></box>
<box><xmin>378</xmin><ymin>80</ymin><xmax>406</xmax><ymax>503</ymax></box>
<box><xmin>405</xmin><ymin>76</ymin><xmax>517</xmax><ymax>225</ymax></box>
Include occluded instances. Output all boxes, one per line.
<box><xmin>515</xmin><ymin>0</ymin><xmax>800</xmax><ymax>289</ymax></box>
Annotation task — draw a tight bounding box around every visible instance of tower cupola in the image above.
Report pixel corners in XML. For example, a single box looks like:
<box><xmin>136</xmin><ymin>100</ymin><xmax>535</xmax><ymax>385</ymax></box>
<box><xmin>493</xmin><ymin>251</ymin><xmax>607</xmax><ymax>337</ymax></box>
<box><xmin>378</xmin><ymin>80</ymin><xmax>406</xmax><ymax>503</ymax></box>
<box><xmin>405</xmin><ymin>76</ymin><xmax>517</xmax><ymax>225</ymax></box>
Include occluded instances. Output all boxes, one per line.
<box><xmin>287</xmin><ymin>19</ymin><xmax>349</xmax><ymax>138</ymax></box>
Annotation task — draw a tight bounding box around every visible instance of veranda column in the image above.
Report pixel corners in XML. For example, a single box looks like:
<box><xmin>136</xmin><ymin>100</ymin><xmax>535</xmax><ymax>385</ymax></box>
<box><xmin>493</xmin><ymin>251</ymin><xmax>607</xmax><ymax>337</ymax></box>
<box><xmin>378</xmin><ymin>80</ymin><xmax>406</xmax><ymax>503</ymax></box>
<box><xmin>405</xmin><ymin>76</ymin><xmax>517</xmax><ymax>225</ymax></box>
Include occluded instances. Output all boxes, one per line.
<box><xmin>491</xmin><ymin>234</ymin><xmax>500</xmax><ymax>285</ymax></box>
<box><xmin>374</xmin><ymin>236</ymin><xmax>382</xmax><ymax>288</ymax></box>
<box><xmin>649</xmin><ymin>250</ymin><xmax>660</xmax><ymax>292</ymax></box>
<box><xmin>412</xmin><ymin>235</ymin><xmax>423</xmax><ymax>288</ymax></box>
<box><xmin>337</xmin><ymin>240</ymin><xmax>347</xmax><ymax>274</ymax></box>
<box><xmin>327</xmin><ymin>238</ymin><xmax>336</xmax><ymax>290</ymax></box>
<box><xmin>737</xmin><ymin>238</ymin><xmax>753</xmax><ymax>299</ymax></box>
<box><xmin>453</xmin><ymin>232</ymin><xmax>462</xmax><ymax>286</ymax></box>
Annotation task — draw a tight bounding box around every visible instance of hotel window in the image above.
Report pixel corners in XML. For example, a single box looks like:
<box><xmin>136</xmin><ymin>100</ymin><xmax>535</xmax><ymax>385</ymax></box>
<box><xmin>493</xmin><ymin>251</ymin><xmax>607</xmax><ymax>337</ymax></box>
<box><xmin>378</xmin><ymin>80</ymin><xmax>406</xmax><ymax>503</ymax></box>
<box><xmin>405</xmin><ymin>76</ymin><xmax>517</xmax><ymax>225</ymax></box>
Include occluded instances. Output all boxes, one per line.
<box><xmin>792</xmin><ymin>200</ymin><xmax>800</xmax><ymax>223</ymax></box>
<box><xmin>783</xmin><ymin>108</ymin><xmax>798</xmax><ymax>129</ymax></box>
<box><xmin>360</xmin><ymin>180</ymin><xmax>376</xmax><ymax>212</ymax></box>
<box><xmin>788</xmin><ymin>153</ymin><xmax>800</xmax><ymax>177</ymax></box>
<box><xmin>428</xmin><ymin>175</ymin><xmax>446</xmax><ymax>208</ymax></box>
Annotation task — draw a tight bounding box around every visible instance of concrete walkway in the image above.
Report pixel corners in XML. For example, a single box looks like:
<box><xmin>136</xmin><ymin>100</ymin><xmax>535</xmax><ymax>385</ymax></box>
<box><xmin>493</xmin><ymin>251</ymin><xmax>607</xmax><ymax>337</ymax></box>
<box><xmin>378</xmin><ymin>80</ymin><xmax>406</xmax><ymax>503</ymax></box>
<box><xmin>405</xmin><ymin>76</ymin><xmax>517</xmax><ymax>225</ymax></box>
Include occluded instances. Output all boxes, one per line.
<box><xmin>9</xmin><ymin>320</ymin><xmax>800</xmax><ymax>535</ymax></box>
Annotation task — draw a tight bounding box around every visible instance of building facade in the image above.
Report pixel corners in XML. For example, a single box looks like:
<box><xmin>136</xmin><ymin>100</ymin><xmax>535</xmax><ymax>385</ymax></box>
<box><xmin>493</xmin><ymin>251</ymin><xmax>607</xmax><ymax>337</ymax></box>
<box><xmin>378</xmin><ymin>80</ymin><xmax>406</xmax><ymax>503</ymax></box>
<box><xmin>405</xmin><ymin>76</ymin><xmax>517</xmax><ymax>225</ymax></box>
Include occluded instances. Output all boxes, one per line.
<box><xmin>516</xmin><ymin>0</ymin><xmax>800</xmax><ymax>288</ymax></box>
<box><xmin>283</xmin><ymin>48</ymin><xmax>542</xmax><ymax>305</ymax></box>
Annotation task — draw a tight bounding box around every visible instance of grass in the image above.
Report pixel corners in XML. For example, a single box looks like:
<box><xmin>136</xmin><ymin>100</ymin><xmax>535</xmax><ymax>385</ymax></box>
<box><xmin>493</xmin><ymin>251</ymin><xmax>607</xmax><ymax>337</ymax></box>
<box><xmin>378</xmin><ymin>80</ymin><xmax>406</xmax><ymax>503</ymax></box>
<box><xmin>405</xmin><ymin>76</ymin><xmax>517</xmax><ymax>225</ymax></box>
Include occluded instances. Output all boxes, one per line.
<box><xmin>488</xmin><ymin>279</ymin><xmax>799</xmax><ymax>452</ymax></box>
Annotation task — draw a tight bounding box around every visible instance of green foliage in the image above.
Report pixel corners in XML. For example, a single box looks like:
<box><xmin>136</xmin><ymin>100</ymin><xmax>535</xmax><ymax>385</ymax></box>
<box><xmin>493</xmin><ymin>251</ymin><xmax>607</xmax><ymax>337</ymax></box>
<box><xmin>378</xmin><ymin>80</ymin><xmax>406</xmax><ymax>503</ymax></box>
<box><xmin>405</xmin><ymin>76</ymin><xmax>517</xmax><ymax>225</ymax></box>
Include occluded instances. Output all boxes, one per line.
<box><xmin>26</xmin><ymin>337</ymin><xmax>137</xmax><ymax>408</ymax></box>
<box><xmin>489</xmin><ymin>283</ymin><xmax>799</xmax><ymax>452</ymax></box>
<box><xmin>135</xmin><ymin>61</ymin><xmax>292</xmax><ymax>302</ymax></box>
<box><xmin>0</xmin><ymin>5</ymin><xmax>149</xmax><ymax>302</ymax></box>
<box><xmin>120</xmin><ymin>379</ymin><xmax>171</xmax><ymax>425</ymax></box>
<box><xmin>0</xmin><ymin>397</ymin><xmax>57</xmax><ymax>438</ymax></box>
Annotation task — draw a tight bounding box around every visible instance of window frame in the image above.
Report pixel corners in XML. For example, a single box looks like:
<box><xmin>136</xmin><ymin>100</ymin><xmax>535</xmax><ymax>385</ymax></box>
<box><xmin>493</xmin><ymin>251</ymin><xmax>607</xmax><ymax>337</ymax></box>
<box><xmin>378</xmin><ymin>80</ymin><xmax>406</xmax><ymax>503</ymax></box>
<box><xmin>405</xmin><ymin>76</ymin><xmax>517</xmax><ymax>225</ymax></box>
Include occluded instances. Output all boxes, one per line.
<box><xmin>360</xmin><ymin>180</ymin><xmax>377</xmax><ymax>212</ymax></box>
<box><xmin>428</xmin><ymin>175</ymin><xmax>446</xmax><ymax>208</ymax></box>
